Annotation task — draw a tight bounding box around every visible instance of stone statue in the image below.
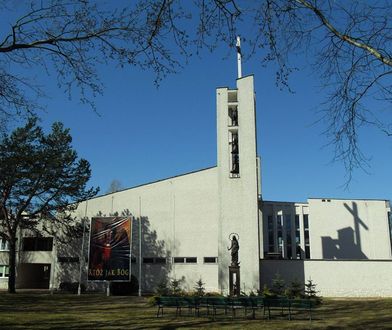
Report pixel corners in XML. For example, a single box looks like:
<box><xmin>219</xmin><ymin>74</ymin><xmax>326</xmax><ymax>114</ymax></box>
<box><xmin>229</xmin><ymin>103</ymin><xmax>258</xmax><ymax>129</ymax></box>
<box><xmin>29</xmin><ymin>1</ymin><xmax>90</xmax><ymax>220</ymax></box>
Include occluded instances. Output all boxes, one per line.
<box><xmin>228</xmin><ymin>235</ymin><xmax>239</xmax><ymax>266</ymax></box>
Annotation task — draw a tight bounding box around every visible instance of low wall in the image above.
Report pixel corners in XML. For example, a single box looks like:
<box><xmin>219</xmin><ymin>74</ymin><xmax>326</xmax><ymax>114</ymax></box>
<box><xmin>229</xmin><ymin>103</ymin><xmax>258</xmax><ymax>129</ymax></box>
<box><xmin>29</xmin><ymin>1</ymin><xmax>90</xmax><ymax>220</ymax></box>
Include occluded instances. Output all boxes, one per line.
<box><xmin>260</xmin><ymin>259</ymin><xmax>392</xmax><ymax>297</ymax></box>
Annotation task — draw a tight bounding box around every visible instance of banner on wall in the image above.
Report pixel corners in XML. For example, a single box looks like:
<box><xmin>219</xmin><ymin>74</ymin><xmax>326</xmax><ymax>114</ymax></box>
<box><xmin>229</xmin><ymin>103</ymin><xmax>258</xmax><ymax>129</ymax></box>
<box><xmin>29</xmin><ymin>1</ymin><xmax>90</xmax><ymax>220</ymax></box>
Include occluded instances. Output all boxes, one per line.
<box><xmin>88</xmin><ymin>217</ymin><xmax>132</xmax><ymax>281</ymax></box>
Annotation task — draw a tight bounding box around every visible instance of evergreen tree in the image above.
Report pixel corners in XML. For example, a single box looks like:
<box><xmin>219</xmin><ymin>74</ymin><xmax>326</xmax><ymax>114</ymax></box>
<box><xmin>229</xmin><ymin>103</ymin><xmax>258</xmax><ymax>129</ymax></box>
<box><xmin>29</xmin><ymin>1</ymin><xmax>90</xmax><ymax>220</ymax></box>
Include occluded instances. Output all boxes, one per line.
<box><xmin>304</xmin><ymin>278</ymin><xmax>321</xmax><ymax>303</ymax></box>
<box><xmin>285</xmin><ymin>279</ymin><xmax>304</xmax><ymax>298</ymax></box>
<box><xmin>0</xmin><ymin>117</ymin><xmax>98</xmax><ymax>293</ymax></box>
<box><xmin>271</xmin><ymin>273</ymin><xmax>286</xmax><ymax>297</ymax></box>
<box><xmin>194</xmin><ymin>278</ymin><xmax>205</xmax><ymax>296</ymax></box>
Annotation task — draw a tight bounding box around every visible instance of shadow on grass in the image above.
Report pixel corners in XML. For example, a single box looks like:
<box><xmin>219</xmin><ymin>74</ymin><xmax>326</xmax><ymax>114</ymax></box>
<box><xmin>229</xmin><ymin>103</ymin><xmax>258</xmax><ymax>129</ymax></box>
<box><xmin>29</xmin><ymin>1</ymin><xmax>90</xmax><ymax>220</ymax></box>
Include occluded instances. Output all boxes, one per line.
<box><xmin>0</xmin><ymin>295</ymin><xmax>392</xmax><ymax>329</ymax></box>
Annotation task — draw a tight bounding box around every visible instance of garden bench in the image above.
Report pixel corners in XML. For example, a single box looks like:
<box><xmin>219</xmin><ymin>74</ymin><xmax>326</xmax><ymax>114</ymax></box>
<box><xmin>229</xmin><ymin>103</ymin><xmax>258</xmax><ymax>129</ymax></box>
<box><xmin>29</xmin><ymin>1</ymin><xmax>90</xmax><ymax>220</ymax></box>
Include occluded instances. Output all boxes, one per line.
<box><xmin>264</xmin><ymin>297</ymin><xmax>291</xmax><ymax>319</ymax></box>
<box><xmin>204</xmin><ymin>296</ymin><xmax>229</xmax><ymax>317</ymax></box>
<box><xmin>156</xmin><ymin>296</ymin><xmax>181</xmax><ymax>317</ymax></box>
<box><xmin>288</xmin><ymin>299</ymin><xmax>316</xmax><ymax>321</ymax></box>
<box><xmin>229</xmin><ymin>297</ymin><xmax>255</xmax><ymax>318</ymax></box>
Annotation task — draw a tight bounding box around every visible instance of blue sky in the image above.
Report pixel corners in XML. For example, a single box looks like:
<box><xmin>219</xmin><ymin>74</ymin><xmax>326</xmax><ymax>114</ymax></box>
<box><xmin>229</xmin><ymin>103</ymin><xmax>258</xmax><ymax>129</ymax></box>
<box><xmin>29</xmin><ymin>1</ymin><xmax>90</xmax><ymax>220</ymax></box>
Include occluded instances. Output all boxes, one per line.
<box><xmin>2</xmin><ymin>2</ymin><xmax>391</xmax><ymax>203</ymax></box>
<box><xmin>37</xmin><ymin>45</ymin><xmax>391</xmax><ymax>203</ymax></box>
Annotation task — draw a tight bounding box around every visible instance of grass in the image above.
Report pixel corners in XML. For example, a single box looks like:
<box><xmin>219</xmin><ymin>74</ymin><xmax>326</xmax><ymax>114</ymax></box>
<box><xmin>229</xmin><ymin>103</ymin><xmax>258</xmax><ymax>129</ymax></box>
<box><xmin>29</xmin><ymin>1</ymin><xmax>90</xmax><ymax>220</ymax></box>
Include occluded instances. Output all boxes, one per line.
<box><xmin>0</xmin><ymin>293</ymin><xmax>391</xmax><ymax>329</ymax></box>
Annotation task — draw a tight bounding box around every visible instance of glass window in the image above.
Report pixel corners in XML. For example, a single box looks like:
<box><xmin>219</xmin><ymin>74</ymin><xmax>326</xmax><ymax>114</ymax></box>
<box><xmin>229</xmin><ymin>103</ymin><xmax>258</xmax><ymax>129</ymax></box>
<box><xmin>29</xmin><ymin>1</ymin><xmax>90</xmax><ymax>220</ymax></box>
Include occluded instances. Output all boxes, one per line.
<box><xmin>185</xmin><ymin>257</ymin><xmax>197</xmax><ymax>263</ymax></box>
<box><xmin>304</xmin><ymin>214</ymin><xmax>309</xmax><ymax>228</ymax></box>
<box><xmin>303</xmin><ymin>214</ymin><xmax>311</xmax><ymax>259</ymax></box>
<box><xmin>0</xmin><ymin>239</ymin><xmax>9</xmax><ymax>251</ymax></box>
<box><xmin>204</xmin><ymin>257</ymin><xmax>217</xmax><ymax>263</ymax></box>
<box><xmin>23</xmin><ymin>237</ymin><xmax>53</xmax><ymax>251</ymax></box>
<box><xmin>267</xmin><ymin>215</ymin><xmax>275</xmax><ymax>252</ymax></box>
<box><xmin>173</xmin><ymin>257</ymin><xmax>185</xmax><ymax>263</ymax></box>
<box><xmin>155</xmin><ymin>257</ymin><xmax>166</xmax><ymax>264</ymax></box>
<box><xmin>0</xmin><ymin>265</ymin><xmax>9</xmax><ymax>278</ymax></box>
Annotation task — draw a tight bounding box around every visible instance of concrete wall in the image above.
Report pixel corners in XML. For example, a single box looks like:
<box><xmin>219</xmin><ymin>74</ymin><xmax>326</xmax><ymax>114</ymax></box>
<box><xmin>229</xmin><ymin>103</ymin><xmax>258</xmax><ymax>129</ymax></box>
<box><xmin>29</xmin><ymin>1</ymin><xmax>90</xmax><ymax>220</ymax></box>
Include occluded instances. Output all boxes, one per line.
<box><xmin>217</xmin><ymin>75</ymin><xmax>260</xmax><ymax>294</ymax></box>
<box><xmin>260</xmin><ymin>259</ymin><xmax>392</xmax><ymax>297</ymax></box>
<box><xmin>71</xmin><ymin>167</ymin><xmax>219</xmax><ymax>293</ymax></box>
<box><xmin>308</xmin><ymin>199</ymin><xmax>391</xmax><ymax>260</ymax></box>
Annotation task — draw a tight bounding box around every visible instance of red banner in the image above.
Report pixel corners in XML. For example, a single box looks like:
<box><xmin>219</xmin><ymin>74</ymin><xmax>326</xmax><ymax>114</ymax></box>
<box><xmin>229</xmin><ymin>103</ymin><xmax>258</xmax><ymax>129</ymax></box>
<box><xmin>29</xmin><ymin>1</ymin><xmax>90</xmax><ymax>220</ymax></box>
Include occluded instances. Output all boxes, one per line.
<box><xmin>88</xmin><ymin>217</ymin><xmax>131</xmax><ymax>281</ymax></box>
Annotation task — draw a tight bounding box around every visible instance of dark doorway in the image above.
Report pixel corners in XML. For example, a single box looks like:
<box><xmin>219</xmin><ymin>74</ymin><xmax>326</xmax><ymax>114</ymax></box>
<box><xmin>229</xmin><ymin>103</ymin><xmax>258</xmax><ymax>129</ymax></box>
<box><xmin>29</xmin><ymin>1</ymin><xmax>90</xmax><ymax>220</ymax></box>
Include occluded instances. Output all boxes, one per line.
<box><xmin>16</xmin><ymin>263</ymin><xmax>51</xmax><ymax>289</ymax></box>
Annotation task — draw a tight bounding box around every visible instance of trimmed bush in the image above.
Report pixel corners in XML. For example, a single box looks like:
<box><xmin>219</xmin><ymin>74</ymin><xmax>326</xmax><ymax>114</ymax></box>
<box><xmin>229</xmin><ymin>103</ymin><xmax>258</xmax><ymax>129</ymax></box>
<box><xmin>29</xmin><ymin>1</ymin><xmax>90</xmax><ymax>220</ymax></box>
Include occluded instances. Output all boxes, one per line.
<box><xmin>59</xmin><ymin>282</ymin><xmax>85</xmax><ymax>294</ymax></box>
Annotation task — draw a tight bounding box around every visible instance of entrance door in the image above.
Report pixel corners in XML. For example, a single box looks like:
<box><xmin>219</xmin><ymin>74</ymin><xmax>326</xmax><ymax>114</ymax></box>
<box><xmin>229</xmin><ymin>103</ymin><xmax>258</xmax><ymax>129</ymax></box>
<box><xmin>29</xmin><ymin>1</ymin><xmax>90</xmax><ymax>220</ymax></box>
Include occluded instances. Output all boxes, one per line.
<box><xmin>16</xmin><ymin>263</ymin><xmax>51</xmax><ymax>289</ymax></box>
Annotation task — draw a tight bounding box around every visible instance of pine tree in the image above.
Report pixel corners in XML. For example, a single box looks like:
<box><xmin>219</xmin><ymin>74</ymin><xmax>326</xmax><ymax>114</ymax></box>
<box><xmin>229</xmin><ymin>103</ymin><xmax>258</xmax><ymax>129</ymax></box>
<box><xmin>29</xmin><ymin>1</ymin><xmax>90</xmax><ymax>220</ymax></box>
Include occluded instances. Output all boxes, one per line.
<box><xmin>194</xmin><ymin>278</ymin><xmax>205</xmax><ymax>296</ymax></box>
<box><xmin>0</xmin><ymin>117</ymin><xmax>98</xmax><ymax>293</ymax></box>
<box><xmin>304</xmin><ymin>278</ymin><xmax>321</xmax><ymax>303</ymax></box>
<box><xmin>271</xmin><ymin>273</ymin><xmax>286</xmax><ymax>297</ymax></box>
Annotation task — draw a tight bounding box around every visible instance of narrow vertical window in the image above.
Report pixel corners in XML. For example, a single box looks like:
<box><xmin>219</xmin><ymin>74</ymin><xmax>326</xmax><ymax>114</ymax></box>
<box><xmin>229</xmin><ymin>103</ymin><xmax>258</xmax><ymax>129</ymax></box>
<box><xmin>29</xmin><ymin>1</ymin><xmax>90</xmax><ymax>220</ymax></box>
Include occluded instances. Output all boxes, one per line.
<box><xmin>0</xmin><ymin>239</ymin><xmax>9</xmax><ymax>251</ymax></box>
<box><xmin>267</xmin><ymin>215</ymin><xmax>274</xmax><ymax>252</ymax></box>
<box><xmin>303</xmin><ymin>214</ymin><xmax>310</xmax><ymax>259</ymax></box>
<box><xmin>277</xmin><ymin>215</ymin><xmax>283</xmax><ymax>256</ymax></box>
<box><xmin>295</xmin><ymin>215</ymin><xmax>301</xmax><ymax>259</ymax></box>
<box><xmin>284</xmin><ymin>215</ymin><xmax>292</xmax><ymax>259</ymax></box>
<box><xmin>228</xmin><ymin>106</ymin><xmax>238</xmax><ymax>126</ymax></box>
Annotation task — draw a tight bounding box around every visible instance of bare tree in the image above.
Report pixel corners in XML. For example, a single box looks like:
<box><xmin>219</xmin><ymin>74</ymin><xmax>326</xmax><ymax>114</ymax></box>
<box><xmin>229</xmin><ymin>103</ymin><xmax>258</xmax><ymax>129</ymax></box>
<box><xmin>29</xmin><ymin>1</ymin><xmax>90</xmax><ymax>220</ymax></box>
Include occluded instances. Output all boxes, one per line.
<box><xmin>1</xmin><ymin>1</ymin><xmax>391</xmax><ymax>179</ymax></box>
<box><xmin>0</xmin><ymin>1</ymin><xmax>240</xmax><ymax>121</ymax></box>
<box><xmin>106</xmin><ymin>179</ymin><xmax>123</xmax><ymax>194</ymax></box>
<box><xmin>249</xmin><ymin>0</ymin><xmax>392</xmax><ymax>182</ymax></box>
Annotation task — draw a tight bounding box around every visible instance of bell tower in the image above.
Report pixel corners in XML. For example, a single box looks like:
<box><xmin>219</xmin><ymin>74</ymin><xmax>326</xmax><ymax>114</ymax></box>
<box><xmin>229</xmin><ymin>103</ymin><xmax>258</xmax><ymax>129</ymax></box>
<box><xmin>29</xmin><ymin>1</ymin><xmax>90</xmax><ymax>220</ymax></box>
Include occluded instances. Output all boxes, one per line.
<box><xmin>216</xmin><ymin>72</ymin><xmax>261</xmax><ymax>294</ymax></box>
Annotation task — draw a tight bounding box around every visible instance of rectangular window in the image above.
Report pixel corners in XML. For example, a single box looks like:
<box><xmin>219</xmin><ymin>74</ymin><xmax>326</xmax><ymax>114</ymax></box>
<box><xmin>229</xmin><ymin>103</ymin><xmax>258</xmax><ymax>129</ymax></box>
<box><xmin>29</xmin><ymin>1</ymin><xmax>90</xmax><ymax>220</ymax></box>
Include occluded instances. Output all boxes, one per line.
<box><xmin>58</xmin><ymin>257</ymin><xmax>79</xmax><ymax>263</ymax></box>
<box><xmin>295</xmin><ymin>215</ymin><xmax>301</xmax><ymax>259</ymax></box>
<box><xmin>284</xmin><ymin>215</ymin><xmax>292</xmax><ymax>259</ymax></box>
<box><xmin>23</xmin><ymin>237</ymin><xmax>53</xmax><ymax>251</ymax></box>
<box><xmin>143</xmin><ymin>257</ymin><xmax>154</xmax><ymax>263</ymax></box>
<box><xmin>173</xmin><ymin>257</ymin><xmax>185</xmax><ymax>263</ymax></box>
<box><xmin>228</xmin><ymin>106</ymin><xmax>238</xmax><ymax>127</ymax></box>
<box><xmin>203</xmin><ymin>257</ymin><xmax>217</xmax><ymax>263</ymax></box>
<box><xmin>0</xmin><ymin>265</ymin><xmax>9</xmax><ymax>278</ymax></box>
<box><xmin>0</xmin><ymin>239</ymin><xmax>9</xmax><ymax>251</ymax></box>
<box><xmin>267</xmin><ymin>215</ymin><xmax>274</xmax><ymax>252</ymax></box>
<box><xmin>277</xmin><ymin>215</ymin><xmax>283</xmax><ymax>256</ymax></box>
<box><xmin>303</xmin><ymin>214</ymin><xmax>311</xmax><ymax>259</ymax></box>
<box><xmin>185</xmin><ymin>257</ymin><xmax>197</xmax><ymax>263</ymax></box>
<box><xmin>155</xmin><ymin>257</ymin><xmax>166</xmax><ymax>264</ymax></box>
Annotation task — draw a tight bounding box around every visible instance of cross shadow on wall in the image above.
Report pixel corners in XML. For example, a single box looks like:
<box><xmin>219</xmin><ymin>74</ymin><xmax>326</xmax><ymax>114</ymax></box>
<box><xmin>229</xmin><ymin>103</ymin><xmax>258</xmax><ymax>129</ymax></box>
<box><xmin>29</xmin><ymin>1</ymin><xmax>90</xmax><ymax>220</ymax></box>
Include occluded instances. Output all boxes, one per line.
<box><xmin>321</xmin><ymin>202</ymin><xmax>368</xmax><ymax>259</ymax></box>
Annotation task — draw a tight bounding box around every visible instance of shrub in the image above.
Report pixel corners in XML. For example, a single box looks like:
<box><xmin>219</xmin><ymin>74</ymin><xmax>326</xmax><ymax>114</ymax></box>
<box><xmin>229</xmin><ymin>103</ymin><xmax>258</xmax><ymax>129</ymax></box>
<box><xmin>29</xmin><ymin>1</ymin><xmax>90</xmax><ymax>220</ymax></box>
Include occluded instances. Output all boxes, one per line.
<box><xmin>304</xmin><ymin>278</ymin><xmax>322</xmax><ymax>304</ymax></box>
<box><xmin>170</xmin><ymin>278</ymin><xmax>184</xmax><ymax>296</ymax></box>
<box><xmin>155</xmin><ymin>280</ymin><xmax>170</xmax><ymax>296</ymax></box>
<box><xmin>259</xmin><ymin>284</ymin><xmax>273</xmax><ymax>298</ymax></box>
<box><xmin>147</xmin><ymin>295</ymin><xmax>159</xmax><ymax>306</ymax></box>
<box><xmin>110</xmin><ymin>275</ymin><xmax>139</xmax><ymax>296</ymax></box>
<box><xmin>285</xmin><ymin>279</ymin><xmax>304</xmax><ymax>298</ymax></box>
<box><xmin>59</xmin><ymin>282</ymin><xmax>85</xmax><ymax>294</ymax></box>
<box><xmin>271</xmin><ymin>273</ymin><xmax>286</xmax><ymax>297</ymax></box>
<box><xmin>194</xmin><ymin>278</ymin><xmax>205</xmax><ymax>296</ymax></box>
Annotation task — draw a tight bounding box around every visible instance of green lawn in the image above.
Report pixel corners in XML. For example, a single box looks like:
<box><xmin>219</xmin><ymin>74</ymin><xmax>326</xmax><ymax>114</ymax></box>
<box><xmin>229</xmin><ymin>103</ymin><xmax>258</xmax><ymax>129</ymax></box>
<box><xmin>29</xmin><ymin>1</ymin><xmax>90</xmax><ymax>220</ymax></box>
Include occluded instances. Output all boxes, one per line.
<box><xmin>0</xmin><ymin>293</ymin><xmax>391</xmax><ymax>329</ymax></box>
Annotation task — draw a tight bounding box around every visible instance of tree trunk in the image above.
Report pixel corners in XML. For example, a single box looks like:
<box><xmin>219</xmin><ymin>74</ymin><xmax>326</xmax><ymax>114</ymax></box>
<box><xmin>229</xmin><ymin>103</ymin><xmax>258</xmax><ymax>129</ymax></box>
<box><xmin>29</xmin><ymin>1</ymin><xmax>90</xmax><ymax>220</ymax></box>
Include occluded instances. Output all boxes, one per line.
<box><xmin>8</xmin><ymin>238</ymin><xmax>17</xmax><ymax>293</ymax></box>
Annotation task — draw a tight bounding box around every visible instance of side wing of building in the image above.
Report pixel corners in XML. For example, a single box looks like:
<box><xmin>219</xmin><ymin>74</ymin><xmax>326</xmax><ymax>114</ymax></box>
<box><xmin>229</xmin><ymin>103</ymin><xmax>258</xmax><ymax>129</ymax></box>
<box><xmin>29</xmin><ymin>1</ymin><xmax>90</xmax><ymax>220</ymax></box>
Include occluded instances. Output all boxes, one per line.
<box><xmin>260</xmin><ymin>198</ymin><xmax>392</xmax><ymax>297</ymax></box>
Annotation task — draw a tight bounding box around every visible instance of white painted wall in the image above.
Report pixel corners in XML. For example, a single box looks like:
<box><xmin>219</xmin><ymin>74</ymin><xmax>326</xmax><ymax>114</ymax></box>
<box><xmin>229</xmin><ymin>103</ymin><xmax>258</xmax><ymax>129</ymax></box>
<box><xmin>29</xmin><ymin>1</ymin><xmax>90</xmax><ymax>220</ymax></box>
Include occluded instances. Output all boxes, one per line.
<box><xmin>217</xmin><ymin>75</ymin><xmax>260</xmax><ymax>294</ymax></box>
<box><xmin>72</xmin><ymin>167</ymin><xmax>219</xmax><ymax>293</ymax></box>
<box><xmin>260</xmin><ymin>259</ymin><xmax>392</xmax><ymax>297</ymax></box>
<box><xmin>308</xmin><ymin>199</ymin><xmax>391</xmax><ymax>260</ymax></box>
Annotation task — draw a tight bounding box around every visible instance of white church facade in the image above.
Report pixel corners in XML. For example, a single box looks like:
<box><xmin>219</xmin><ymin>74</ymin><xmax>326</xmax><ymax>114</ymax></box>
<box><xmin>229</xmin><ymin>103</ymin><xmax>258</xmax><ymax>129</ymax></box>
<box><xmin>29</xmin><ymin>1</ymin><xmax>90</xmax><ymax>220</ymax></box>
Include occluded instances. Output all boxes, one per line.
<box><xmin>1</xmin><ymin>74</ymin><xmax>392</xmax><ymax>297</ymax></box>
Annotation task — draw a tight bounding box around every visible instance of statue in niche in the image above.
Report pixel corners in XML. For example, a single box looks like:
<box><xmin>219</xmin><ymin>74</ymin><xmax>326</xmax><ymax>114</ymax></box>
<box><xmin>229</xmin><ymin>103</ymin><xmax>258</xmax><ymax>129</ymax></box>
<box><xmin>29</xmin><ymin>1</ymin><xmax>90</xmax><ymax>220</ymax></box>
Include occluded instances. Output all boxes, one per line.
<box><xmin>228</xmin><ymin>234</ymin><xmax>239</xmax><ymax>266</ymax></box>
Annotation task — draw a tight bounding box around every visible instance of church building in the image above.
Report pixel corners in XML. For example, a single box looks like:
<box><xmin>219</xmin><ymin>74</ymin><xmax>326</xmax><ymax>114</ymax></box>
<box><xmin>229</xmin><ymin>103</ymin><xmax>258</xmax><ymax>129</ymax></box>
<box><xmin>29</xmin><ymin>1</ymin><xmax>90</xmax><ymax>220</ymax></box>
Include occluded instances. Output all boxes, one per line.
<box><xmin>1</xmin><ymin>65</ymin><xmax>391</xmax><ymax>297</ymax></box>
